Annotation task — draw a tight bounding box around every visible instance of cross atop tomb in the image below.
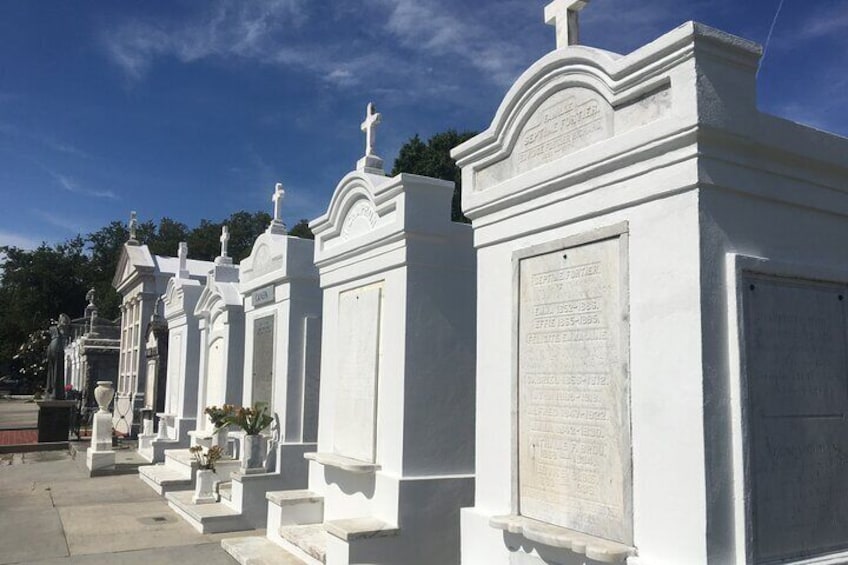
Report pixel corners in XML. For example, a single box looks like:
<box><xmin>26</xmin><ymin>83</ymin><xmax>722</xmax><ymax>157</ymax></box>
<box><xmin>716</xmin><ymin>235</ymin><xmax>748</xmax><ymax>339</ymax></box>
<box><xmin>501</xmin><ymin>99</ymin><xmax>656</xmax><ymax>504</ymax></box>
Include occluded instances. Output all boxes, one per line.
<box><xmin>356</xmin><ymin>102</ymin><xmax>385</xmax><ymax>174</ymax></box>
<box><xmin>128</xmin><ymin>211</ymin><xmax>139</xmax><ymax>244</ymax></box>
<box><xmin>220</xmin><ymin>225</ymin><xmax>229</xmax><ymax>259</ymax></box>
<box><xmin>178</xmin><ymin>241</ymin><xmax>189</xmax><ymax>278</ymax></box>
<box><xmin>545</xmin><ymin>0</ymin><xmax>590</xmax><ymax>48</ymax></box>
<box><xmin>361</xmin><ymin>102</ymin><xmax>382</xmax><ymax>157</ymax></box>
<box><xmin>269</xmin><ymin>182</ymin><xmax>287</xmax><ymax>235</ymax></box>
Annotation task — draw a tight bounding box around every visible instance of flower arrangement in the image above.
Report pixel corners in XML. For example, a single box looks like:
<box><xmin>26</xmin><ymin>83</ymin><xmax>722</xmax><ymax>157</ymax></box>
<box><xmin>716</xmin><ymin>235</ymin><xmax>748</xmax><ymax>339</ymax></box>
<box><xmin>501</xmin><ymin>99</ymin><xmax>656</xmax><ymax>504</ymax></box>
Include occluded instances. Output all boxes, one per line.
<box><xmin>222</xmin><ymin>402</ymin><xmax>274</xmax><ymax>436</ymax></box>
<box><xmin>204</xmin><ymin>404</ymin><xmax>235</xmax><ymax>429</ymax></box>
<box><xmin>189</xmin><ymin>444</ymin><xmax>224</xmax><ymax>472</ymax></box>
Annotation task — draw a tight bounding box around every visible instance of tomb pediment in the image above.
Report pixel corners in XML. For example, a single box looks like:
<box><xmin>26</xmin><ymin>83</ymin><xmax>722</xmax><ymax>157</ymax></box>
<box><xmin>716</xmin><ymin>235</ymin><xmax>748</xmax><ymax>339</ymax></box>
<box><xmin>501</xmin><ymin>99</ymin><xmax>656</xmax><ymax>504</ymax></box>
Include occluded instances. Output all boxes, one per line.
<box><xmin>112</xmin><ymin>243</ymin><xmax>156</xmax><ymax>291</ymax></box>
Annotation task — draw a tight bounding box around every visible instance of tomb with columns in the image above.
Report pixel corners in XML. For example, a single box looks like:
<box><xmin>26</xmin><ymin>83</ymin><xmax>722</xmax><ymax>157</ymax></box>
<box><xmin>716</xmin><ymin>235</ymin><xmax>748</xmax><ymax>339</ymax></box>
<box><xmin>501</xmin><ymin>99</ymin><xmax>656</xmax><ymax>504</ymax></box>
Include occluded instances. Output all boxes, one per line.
<box><xmin>167</xmin><ymin>184</ymin><xmax>323</xmax><ymax>534</ymax></box>
<box><xmin>452</xmin><ymin>1</ymin><xmax>848</xmax><ymax>564</ymax></box>
<box><xmin>222</xmin><ymin>104</ymin><xmax>476</xmax><ymax>565</ymax></box>
<box><xmin>112</xmin><ymin>212</ymin><xmax>210</xmax><ymax>436</ymax></box>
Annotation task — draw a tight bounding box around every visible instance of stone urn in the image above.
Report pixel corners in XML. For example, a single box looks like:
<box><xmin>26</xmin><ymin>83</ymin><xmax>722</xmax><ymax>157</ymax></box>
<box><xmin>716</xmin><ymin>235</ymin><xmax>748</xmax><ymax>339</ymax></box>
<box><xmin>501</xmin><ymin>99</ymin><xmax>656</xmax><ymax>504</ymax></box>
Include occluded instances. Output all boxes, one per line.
<box><xmin>241</xmin><ymin>434</ymin><xmax>267</xmax><ymax>473</ymax></box>
<box><xmin>93</xmin><ymin>381</ymin><xmax>115</xmax><ymax>413</ymax></box>
<box><xmin>213</xmin><ymin>426</ymin><xmax>229</xmax><ymax>454</ymax></box>
<box><xmin>192</xmin><ymin>469</ymin><xmax>217</xmax><ymax>504</ymax></box>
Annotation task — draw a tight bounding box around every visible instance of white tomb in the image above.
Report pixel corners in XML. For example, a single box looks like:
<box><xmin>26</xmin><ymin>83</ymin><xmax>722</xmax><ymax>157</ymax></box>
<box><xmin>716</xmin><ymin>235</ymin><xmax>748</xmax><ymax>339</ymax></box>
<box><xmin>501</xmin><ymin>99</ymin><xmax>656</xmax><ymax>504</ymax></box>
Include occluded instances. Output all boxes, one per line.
<box><xmin>137</xmin><ymin>243</ymin><xmax>213</xmax><ymax>463</ymax></box>
<box><xmin>112</xmin><ymin>213</ymin><xmax>210</xmax><ymax>435</ymax></box>
<box><xmin>453</xmin><ymin>3</ymin><xmax>848</xmax><ymax>564</ymax></box>
<box><xmin>167</xmin><ymin>184</ymin><xmax>323</xmax><ymax>533</ymax></box>
<box><xmin>223</xmin><ymin>105</ymin><xmax>476</xmax><ymax>565</ymax></box>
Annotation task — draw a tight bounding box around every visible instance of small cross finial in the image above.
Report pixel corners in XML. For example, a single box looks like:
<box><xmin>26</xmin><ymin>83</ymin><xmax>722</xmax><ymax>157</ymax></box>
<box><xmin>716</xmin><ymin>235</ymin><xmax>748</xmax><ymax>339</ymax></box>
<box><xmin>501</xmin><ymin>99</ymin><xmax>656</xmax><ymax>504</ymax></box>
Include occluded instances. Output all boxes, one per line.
<box><xmin>128</xmin><ymin>211</ymin><xmax>138</xmax><ymax>243</ymax></box>
<box><xmin>219</xmin><ymin>225</ymin><xmax>229</xmax><ymax>259</ymax></box>
<box><xmin>356</xmin><ymin>102</ymin><xmax>385</xmax><ymax>174</ymax></box>
<box><xmin>269</xmin><ymin>182</ymin><xmax>287</xmax><ymax>235</ymax></box>
<box><xmin>178</xmin><ymin>242</ymin><xmax>189</xmax><ymax>278</ymax></box>
<box><xmin>545</xmin><ymin>0</ymin><xmax>590</xmax><ymax>48</ymax></box>
<box><xmin>361</xmin><ymin>102</ymin><xmax>382</xmax><ymax>157</ymax></box>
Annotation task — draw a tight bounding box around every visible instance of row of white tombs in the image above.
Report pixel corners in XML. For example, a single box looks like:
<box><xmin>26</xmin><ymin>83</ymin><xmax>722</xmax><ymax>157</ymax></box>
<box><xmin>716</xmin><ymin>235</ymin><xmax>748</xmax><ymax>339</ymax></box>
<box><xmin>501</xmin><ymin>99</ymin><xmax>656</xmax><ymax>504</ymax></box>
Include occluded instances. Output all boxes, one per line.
<box><xmin>64</xmin><ymin>9</ymin><xmax>848</xmax><ymax>565</ymax></box>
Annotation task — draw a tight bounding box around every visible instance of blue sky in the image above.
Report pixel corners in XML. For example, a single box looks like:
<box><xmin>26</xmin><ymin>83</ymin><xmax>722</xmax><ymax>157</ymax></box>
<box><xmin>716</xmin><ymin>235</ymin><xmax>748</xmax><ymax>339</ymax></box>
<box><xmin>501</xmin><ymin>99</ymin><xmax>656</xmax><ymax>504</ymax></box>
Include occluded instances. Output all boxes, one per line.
<box><xmin>1</xmin><ymin>0</ymin><xmax>846</xmax><ymax>250</ymax></box>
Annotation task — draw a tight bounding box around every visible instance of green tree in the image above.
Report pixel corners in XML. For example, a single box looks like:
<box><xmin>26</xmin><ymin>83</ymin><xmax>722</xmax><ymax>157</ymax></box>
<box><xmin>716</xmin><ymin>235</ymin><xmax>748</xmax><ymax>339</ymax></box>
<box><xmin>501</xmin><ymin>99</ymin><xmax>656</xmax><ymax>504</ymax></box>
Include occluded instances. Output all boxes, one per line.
<box><xmin>288</xmin><ymin>219</ymin><xmax>314</xmax><ymax>240</ymax></box>
<box><xmin>391</xmin><ymin>129</ymin><xmax>477</xmax><ymax>223</ymax></box>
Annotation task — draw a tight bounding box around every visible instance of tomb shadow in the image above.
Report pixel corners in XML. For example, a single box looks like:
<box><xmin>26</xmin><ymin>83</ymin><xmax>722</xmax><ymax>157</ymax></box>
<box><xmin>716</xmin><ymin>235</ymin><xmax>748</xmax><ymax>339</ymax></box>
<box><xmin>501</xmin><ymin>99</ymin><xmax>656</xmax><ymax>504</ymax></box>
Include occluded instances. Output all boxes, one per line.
<box><xmin>323</xmin><ymin>466</ymin><xmax>376</xmax><ymax>498</ymax></box>
<box><xmin>504</xmin><ymin>532</ymin><xmax>614</xmax><ymax>565</ymax></box>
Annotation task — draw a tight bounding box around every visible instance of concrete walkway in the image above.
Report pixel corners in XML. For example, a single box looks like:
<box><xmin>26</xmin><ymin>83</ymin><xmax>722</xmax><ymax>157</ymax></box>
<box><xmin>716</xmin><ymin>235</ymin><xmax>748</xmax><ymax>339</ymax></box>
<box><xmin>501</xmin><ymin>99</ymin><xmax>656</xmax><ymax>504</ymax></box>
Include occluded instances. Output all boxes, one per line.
<box><xmin>0</xmin><ymin>449</ymin><xmax>246</xmax><ymax>564</ymax></box>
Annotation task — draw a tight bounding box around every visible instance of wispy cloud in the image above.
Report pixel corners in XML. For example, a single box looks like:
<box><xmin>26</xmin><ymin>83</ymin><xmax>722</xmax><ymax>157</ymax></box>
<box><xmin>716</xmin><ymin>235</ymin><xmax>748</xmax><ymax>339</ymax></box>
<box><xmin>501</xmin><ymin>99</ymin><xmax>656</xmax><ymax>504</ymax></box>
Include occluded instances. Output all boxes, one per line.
<box><xmin>45</xmin><ymin>169</ymin><xmax>118</xmax><ymax>200</ymax></box>
<box><xmin>801</xmin><ymin>4</ymin><xmax>848</xmax><ymax>40</ymax></box>
<box><xmin>0</xmin><ymin>230</ymin><xmax>42</xmax><ymax>250</ymax></box>
<box><xmin>0</xmin><ymin>121</ymin><xmax>89</xmax><ymax>159</ymax></box>
<box><xmin>103</xmin><ymin>0</ymin><xmax>307</xmax><ymax>80</ymax></box>
<box><xmin>32</xmin><ymin>209</ymin><xmax>89</xmax><ymax>234</ymax></box>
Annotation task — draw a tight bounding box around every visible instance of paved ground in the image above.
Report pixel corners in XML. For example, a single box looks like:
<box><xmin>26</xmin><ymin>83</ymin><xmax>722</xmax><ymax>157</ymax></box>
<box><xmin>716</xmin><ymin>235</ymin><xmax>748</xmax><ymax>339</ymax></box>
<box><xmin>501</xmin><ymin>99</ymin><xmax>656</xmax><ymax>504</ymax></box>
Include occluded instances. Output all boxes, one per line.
<box><xmin>0</xmin><ymin>448</ymin><xmax>247</xmax><ymax>564</ymax></box>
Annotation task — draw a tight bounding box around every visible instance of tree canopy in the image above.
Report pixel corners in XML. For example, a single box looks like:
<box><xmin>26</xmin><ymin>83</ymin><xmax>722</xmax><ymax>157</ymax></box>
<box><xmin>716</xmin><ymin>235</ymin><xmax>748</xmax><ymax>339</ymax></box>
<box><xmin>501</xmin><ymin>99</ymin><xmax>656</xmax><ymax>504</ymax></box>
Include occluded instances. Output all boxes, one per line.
<box><xmin>0</xmin><ymin>210</ymin><xmax>273</xmax><ymax>383</ymax></box>
<box><xmin>391</xmin><ymin>129</ymin><xmax>477</xmax><ymax>223</ymax></box>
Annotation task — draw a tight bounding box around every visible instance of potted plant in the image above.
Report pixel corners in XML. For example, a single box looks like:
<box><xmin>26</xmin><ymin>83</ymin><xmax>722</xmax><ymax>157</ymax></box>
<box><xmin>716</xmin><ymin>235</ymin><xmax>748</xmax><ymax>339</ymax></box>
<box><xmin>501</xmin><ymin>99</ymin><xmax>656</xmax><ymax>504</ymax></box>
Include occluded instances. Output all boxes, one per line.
<box><xmin>190</xmin><ymin>444</ymin><xmax>224</xmax><ymax>504</ymax></box>
<box><xmin>223</xmin><ymin>403</ymin><xmax>274</xmax><ymax>473</ymax></box>
<box><xmin>204</xmin><ymin>404</ymin><xmax>235</xmax><ymax>451</ymax></box>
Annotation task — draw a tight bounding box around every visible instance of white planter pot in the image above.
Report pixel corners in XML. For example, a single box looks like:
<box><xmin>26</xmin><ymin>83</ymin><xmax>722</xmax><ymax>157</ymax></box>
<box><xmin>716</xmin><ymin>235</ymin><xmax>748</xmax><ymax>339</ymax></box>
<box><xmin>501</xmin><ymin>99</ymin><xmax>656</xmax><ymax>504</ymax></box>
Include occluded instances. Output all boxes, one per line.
<box><xmin>213</xmin><ymin>427</ymin><xmax>229</xmax><ymax>454</ymax></box>
<box><xmin>241</xmin><ymin>434</ymin><xmax>267</xmax><ymax>473</ymax></box>
<box><xmin>93</xmin><ymin>381</ymin><xmax>115</xmax><ymax>414</ymax></box>
<box><xmin>192</xmin><ymin>469</ymin><xmax>217</xmax><ymax>504</ymax></box>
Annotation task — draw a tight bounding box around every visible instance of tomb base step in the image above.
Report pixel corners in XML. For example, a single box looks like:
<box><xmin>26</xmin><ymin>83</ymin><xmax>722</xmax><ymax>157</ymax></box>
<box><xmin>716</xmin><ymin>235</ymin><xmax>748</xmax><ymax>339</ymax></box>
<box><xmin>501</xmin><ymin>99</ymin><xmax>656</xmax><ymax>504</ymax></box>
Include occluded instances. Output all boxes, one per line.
<box><xmin>219</xmin><ymin>481</ymin><xmax>232</xmax><ymax>502</ymax></box>
<box><xmin>166</xmin><ymin>490</ymin><xmax>253</xmax><ymax>534</ymax></box>
<box><xmin>222</xmin><ymin>536</ymin><xmax>308</xmax><ymax>565</ymax></box>
<box><xmin>278</xmin><ymin>524</ymin><xmax>327</xmax><ymax>564</ymax></box>
<box><xmin>138</xmin><ymin>464</ymin><xmax>192</xmax><ymax>496</ymax></box>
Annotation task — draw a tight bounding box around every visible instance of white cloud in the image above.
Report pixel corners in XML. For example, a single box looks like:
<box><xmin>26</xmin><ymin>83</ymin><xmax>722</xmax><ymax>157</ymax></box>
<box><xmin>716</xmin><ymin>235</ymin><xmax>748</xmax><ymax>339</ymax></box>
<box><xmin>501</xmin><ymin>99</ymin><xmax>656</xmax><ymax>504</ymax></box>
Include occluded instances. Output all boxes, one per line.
<box><xmin>103</xmin><ymin>0</ymin><xmax>307</xmax><ymax>80</ymax></box>
<box><xmin>801</xmin><ymin>4</ymin><xmax>848</xmax><ymax>40</ymax></box>
<box><xmin>0</xmin><ymin>230</ymin><xmax>42</xmax><ymax>250</ymax></box>
<box><xmin>46</xmin><ymin>169</ymin><xmax>118</xmax><ymax>200</ymax></box>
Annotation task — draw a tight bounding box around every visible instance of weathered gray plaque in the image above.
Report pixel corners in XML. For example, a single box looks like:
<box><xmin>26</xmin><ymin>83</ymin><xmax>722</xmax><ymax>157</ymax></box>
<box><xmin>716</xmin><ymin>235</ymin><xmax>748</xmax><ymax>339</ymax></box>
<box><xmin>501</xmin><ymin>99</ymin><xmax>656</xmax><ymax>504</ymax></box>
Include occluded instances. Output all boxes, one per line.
<box><xmin>252</xmin><ymin>315</ymin><xmax>275</xmax><ymax>406</ymax></box>
<box><xmin>743</xmin><ymin>275</ymin><xmax>848</xmax><ymax>563</ymax></box>
<box><xmin>333</xmin><ymin>283</ymin><xmax>383</xmax><ymax>462</ymax></box>
<box><xmin>517</xmin><ymin>236</ymin><xmax>631</xmax><ymax>544</ymax></box>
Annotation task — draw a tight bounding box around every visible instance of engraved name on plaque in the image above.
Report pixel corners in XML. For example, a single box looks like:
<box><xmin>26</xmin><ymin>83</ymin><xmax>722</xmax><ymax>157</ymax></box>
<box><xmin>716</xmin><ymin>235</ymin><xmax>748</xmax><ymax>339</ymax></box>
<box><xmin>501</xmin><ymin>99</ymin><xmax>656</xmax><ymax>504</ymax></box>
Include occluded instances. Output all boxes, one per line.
<box><xmin>517</xmin><ymin>234</ymin><xmax>631</xmax><ymax>544</ymax></box>
<box><xmin>252</xmin><ymin>315</ymin><xmax>275</xmax><ymax>406</ymax></box>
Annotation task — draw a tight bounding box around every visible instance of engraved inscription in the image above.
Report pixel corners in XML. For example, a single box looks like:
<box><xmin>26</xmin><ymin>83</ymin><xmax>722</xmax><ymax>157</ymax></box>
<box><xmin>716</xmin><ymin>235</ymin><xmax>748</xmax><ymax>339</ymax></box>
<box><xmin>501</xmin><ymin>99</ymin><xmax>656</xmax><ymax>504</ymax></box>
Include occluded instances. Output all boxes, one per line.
<box><xmin>252</xmin><ymin>315</ymin><xmax>275</xmax><ymax>407</ymax></box>
<box><xmin>341</xmin><ymin>200</ymin><xmax>378</xmax><ymax>241</ymax></box>
<box><xmin>743</xmin><ymin>276</ymin><xmax>848</xmax><ymax>563</ymax></box>
<box><xmin>332</xmin><ymin>282</ymin><xmax>383</xmax><ymax>462</ymax></box>
<box><xmin>477</xmin><ymin>88</ymin><xmax>612</xmax><ymax>190</ymax></box>
<box><xmin>252</xmin><ymin>285</ymin><xmax>275</xmax><ymax>308</ymax></box>
<box><xmin>518</xmin><ymin>237</ymin><xmax>631</xmax><ymax>544</ymax></box>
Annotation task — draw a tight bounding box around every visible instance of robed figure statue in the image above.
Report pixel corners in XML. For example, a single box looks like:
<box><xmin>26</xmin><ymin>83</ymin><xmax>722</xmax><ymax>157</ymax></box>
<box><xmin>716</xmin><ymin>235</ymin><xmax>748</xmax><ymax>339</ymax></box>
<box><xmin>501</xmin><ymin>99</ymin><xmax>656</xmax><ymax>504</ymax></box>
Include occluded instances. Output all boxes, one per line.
<box><xmin>45</xmin><ymin>314</ymin><xmax>70</xmax><ymax>400</ymax></box>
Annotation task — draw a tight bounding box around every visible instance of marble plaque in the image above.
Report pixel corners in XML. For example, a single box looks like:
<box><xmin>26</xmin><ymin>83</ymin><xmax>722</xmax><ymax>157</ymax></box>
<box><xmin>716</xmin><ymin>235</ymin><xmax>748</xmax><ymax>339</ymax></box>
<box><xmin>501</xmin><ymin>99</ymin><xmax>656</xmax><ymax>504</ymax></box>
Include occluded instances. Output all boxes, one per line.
<box><xmin>205</xmin><ymin>337</ymin><xmax>225</xmax><ymax>410</ymax></box>
<box><xmin>517</xmin><ymin>236</ymin><xmax>631</xmax><ymax>544</ymax></box>
<box><xmin>742</xmin><ymin>275</ymin><xmax>848</xmax><ymax>563</ymax></box>
<box><xmin>143</xmin><ymin>358</ymin><xmax>157</xmax><ymax>410</ymax></box>
<box><xmin>252</xmin><ymin>315</ymin><xmax>275</xmax><ymax>406</ymax></box>
<box><xmin>252</xmin><ymin>285</ymin><xmax>275</xmax><ymax>308</ymax></box>
<box><xmin>332</xmin><ymin>282</ymin><xmax>383</xmax><ymax>462</ymax></box>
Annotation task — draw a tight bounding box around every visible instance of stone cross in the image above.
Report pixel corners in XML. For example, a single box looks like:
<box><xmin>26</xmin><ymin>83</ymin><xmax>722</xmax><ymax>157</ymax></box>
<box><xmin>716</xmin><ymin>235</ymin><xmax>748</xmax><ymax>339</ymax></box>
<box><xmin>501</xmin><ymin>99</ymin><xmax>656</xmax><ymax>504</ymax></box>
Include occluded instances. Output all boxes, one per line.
<box><xmin>545</xmin><ymin>0</ymin><xmax>590</xmax><ymax>48</ymax></box>
<box><xmin>178</xmin><ymin>242</ymin><xmax>188</xmax><ymax>278</ymax></box>
<box><xmin>220</xmin><ymin>225</ymin><xmax>230</xmax><ymax>259</ymax></box>
<box><xmin>128</xmin><ymin>211</ymin><xmax>138</xmax><ymax>242</ymax></box>
<box><xmin>361</xmin><ymin>102</ymin><xmax>382</xmax><ymax>157</ymax></box>
<box><xmin>272</xmin><ymin>183</ymin><xmax>285</xmax><ymax>222</ymax></box>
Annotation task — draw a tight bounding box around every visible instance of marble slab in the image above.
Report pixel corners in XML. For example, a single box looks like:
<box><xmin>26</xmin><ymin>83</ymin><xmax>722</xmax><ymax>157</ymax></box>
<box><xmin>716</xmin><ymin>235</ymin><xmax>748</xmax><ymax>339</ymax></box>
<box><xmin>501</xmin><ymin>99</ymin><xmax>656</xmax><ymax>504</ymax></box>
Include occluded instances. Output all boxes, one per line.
<box><xmin>517</xmin><ymin>235</ymin><xmax>631</xmax><ymax>544</ymax></box>
<box><xmin>332</xmin><ymin>282</ymin><xmax>383</xmax><ymax>463</ymax></box>
<box><xmin>742</xmin><ymin>275</ymin><xmax>848</xmax><ymax>563</ymax></box>
<box><xmin>252</xmin><ymin>315</ymin><xmax>275</xmax><ymax>406</ymax></box>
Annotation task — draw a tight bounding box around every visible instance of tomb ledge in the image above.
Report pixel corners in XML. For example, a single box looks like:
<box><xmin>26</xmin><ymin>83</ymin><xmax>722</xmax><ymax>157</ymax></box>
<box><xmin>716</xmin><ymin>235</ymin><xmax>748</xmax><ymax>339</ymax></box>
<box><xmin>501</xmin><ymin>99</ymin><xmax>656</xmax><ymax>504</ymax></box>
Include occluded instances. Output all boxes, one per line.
<box><xmin>303</xmin><ymin>452</ymin><xmax>381</xmax><ymax>473</ymax></box>
<box><xmin>325</xmin><ymin>516</ymin><xmax>399</xmax><ymax>542</ymax></box>
<box><xmin>490</xmin><ymin>514</ymin><xmax>636</xmax><ymax>564</ymax></box>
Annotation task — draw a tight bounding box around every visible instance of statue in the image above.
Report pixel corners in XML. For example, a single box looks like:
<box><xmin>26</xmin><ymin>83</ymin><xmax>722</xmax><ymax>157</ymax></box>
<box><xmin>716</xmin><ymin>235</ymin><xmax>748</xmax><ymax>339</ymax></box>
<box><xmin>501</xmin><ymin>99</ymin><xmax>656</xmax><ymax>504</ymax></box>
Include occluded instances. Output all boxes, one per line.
<box><xmin>45</xmin><ymin>314</ymin><xmax>70</xmax><ymax>400</ymax></box>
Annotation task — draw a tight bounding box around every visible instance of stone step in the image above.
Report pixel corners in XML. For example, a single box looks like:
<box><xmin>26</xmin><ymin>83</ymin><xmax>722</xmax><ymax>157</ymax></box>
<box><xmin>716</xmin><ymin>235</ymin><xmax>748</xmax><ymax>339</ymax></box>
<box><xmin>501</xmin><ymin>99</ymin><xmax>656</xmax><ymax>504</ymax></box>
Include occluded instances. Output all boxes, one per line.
<box><xmin>324</xmin><ymin>516</ymin><xmax>399</xmax><ymax>542</ymax></box>
<box><xmin>166</xmin><ymin>490</ymin><xmax>253</xmax><ymax>534</ymax></box>
<box><xmin>138</xmin><ymin>464</ymin><xmax>192</xmax><ymax>496</ymax></box>
<box><xmin>163</xmin><ymin>448</ymin><xmax>196</xmax><ymax>471</ymax></box>
<box><xmin>279</xmin><ymin>524</ymin><xmax>327</xmax><ymax>564</ymax></box>
<box><xmin>219</xmin><ymin>481</ymin><xmax>232</xmax><ymax>502</ymax></box>
<box><xmin>222</xmin><ymin>536</ymin><xmax>308</xmax><ymax>565</ymax></box>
